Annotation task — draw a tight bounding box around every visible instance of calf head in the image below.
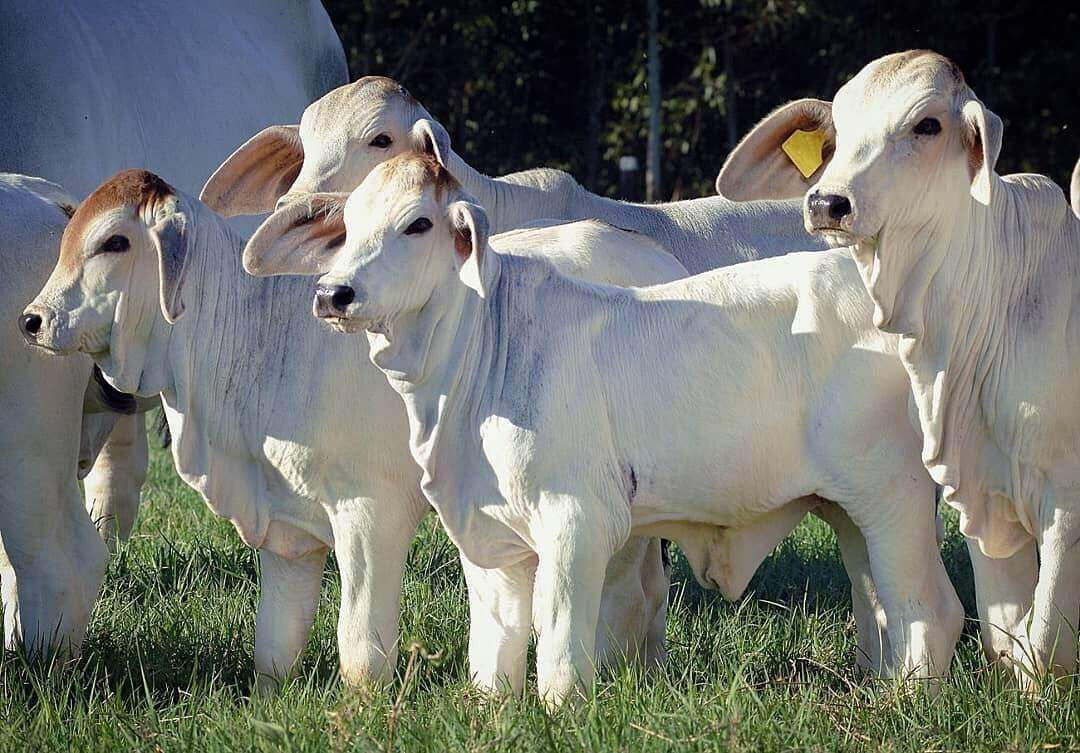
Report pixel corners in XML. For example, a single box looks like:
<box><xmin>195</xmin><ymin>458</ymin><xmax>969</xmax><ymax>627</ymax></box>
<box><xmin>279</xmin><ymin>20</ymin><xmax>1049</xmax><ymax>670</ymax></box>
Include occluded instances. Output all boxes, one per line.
<box><xmin>201</xmin><ymin>76</ymin><xmax>452</xmax><ymax>216</ymax></box>
<box><xmin>726</xmin><ymin>51</ymin><xmax>1002</xmax><ymax>330</ymax></box>
<box><xmin>22</xmin><ymin>169</ymin><xmax>191</xmax><ymax>394</ymax></box>
<box><xmin>243</xmin><ymin>153</ymin><xmax>490</xmax><ymax>336</ymax></box>
<box><xmin>805</xmin><ymin>51</ymin><xmax>1001</xmax><ymax>244</ymax></box>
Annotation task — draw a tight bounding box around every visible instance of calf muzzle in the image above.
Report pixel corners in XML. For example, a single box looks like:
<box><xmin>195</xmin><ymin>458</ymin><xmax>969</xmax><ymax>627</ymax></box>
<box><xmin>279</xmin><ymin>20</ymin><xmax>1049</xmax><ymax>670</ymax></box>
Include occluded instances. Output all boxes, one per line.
<box><xmin>806</xmin><ymin>191</ymin><xmax>853</xmax><ymax>230</ymax></box>
<box><xmin>314</xmin><ymin>284</ymin><xmax>357</xmax><ymax>318</ymax></box>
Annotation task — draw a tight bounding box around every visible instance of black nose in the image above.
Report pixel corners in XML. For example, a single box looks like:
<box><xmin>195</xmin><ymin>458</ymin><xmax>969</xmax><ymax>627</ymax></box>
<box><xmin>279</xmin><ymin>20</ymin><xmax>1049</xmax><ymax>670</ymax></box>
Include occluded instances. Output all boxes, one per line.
<box><xmin>19</xmin><ymin>312</ymin><xmax>42</xmax><ymax>339</ymax></box>
<box><xmin>807</xmin><ymin>192</ymin><xmax>853</xmax><ymax>229</ymax></box>
<box><xmin>315</xmin><ymin>284</ymin><xmax>355</xmax><ymax>316</ymax></box>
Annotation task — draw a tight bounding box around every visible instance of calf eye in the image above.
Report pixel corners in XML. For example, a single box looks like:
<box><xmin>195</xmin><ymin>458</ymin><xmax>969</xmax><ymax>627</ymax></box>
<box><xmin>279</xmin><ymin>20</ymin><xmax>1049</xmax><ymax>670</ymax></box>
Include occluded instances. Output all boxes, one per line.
<box><xmin>369</xmin><ymin>134</ymin><xmax>393</xmax><ymax>149</ymax></box>
<box><xmin>913</xmin><ymin>118</ymin><xmax>941</xmax><ymax>136</ymax></box>
<box><xmin>404</xmin><ymin>217</ymin><xmax>432</xmax><ymax>235</ymax></box>
<box><xmin>99</xmin><ymin>234</ymin><xmax>130</xmax><ymax>253</ymax></box>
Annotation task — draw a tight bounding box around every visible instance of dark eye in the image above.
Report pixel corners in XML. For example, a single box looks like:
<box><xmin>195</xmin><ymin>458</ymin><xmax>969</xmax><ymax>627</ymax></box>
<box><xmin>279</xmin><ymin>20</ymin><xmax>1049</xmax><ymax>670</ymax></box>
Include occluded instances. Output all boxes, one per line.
<box><xmin>913</xmin><ymin>117</ymin><xmax>941</xmax><ymax>136</ymax></box>
<box><xmin>99</xmin><ymin>234</ymin><xmax>130</xmax><ymax>253</ymax></box>
<box><xmin>404</xmin><ymin>217</ymin><xmax>432</xmax><ymax>235</ymax></box>
<box><xmin>369</xmin><ymin>134</ymin><xmax>393</xmax><ymax>149</ymax></box>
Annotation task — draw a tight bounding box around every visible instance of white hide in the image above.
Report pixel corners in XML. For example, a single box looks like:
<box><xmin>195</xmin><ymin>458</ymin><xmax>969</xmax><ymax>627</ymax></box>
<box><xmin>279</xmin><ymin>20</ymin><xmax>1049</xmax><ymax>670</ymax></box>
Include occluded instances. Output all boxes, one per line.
<box><xmin>0</xmin><ymin>175</ymin><xmax>108</xmax><ymax>656</ymax></box>
<box><xmin>279</xmin><ymin>156</ymin><xmax>963</xmax><ymax>705</ymax></box>
<box><xmin>802</xmin><ymin>51</ymin><xmax>1080</xmax><ymax>686</ymax></box>
<box><xmin>25</xmin><ymin>172</ymin><xmax>689</xmax><ymax>686</ymax></box>
<box><xmin>201</xmin><ymin>76</ymin><xmax>825</xmax><ymax>276</ymax></box>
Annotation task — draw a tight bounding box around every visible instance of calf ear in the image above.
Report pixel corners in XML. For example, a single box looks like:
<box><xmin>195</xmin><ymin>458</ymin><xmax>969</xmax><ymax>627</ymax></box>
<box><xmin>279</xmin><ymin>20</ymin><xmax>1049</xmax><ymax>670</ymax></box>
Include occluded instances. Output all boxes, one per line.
<box><xmin>149</xmin><ymin>201</ymin><xmax>190</xmax><ymax>324</ymax></box>
<box><xmin>716</xmin><ymin>99</ymin><xmax>834</xmax><ymax>201</ymax></box>
<box><xmin>448</xmin><ymin>201</ymin><xmax>491</xmax><ymax>296</ymax></box>
<box><xmin>961</xmin><ymin>97</ymin><xmax>1003</xmax><ymax>206</ymax></box>
<box><xmin>242</xmin><ymin>192</ymin><xmax>349</xmax><ymax>277</ymax></box>
<box><xmin>412</xmin><ymin>118</ymin><xmax>452</xmax><ymax>169</ymax></box>
<box><xmin>200</xmin><ymin>125</ymin><xmax>304</xmax><ymax>217</ymax></box>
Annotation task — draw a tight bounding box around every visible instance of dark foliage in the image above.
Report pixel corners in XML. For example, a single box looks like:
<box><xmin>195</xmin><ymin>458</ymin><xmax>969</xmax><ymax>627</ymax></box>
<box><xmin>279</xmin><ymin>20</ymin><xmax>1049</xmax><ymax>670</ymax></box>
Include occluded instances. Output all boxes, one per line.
<box><xmin>325</xmin><ymin>0</ymin><xmax>1078</xmax><ymax>200</ymax></box>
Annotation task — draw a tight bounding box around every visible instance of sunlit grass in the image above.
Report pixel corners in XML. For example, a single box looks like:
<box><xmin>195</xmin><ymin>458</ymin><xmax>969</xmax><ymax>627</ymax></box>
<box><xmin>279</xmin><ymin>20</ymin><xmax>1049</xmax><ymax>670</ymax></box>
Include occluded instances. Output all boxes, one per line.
<box><xmin>1</xmin><ymin>439</ymin><xmax>1076</xmax><ymax>752</ymax></box>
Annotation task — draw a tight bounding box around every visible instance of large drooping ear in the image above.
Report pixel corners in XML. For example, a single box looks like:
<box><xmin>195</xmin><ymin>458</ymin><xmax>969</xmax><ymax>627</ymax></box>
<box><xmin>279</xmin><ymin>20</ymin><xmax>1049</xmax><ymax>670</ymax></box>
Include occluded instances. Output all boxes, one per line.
<box><xmin>960</xmin><ymin>96</ymin><xmax>1003</xmax><ymax>206</ymax></box>
<box><xmin>716</xmin><ymin>99</ymin><xmax>834</xmax><ymax>201</ymax></box>
<box><xmin>149</xmin><ymin>198</ymin><xmax>190</xmax><ymax>324</ymax></box>
<box><xmin>448</xmin><ymin>201</ymin><xmax>491</xmax><ymax>296</ymax></box>
<box><xmin>1071</xmin><ymin>156</ymin><xmax>1080</xmax><ymax>220</ymax></box>
<box><xmin>242</xmin><ymin>192</ymin><xmax>349</xmax><ymax>277</ymax></box>
<box><xmin>200</xmin><ymin>125</ymin><xmax>304</xmax><ymax>217</ymax></box>
<box><xmin>411</xmin><ymin>118</ymin><xmax>451</xmax><ymax>168</ymax></box>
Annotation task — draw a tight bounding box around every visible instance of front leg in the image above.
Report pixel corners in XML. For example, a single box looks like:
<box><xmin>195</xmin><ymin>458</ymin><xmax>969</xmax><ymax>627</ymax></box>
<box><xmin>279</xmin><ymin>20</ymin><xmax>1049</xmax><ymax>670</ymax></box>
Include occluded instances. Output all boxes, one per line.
<box><xmin>255</xmin><ymin>545</ymin><xmax>328</xmax><ymax>691</ymax></box>
<box><xmin>330</xmin><ymin>493</ymin><xmax>428</xmax><ymax>686</ymax></box>
<box><xmin>967</xmin><ymin>537</ymin><xmax>1037</xmax><ymax>664</ymax></box>
<box><xmin>462</xmin><ymin>555</ymin><xmax>536</xmax><ymax>695</ymax></box>
<box><xmin>1015</xmin><ymin>506</ymin><xmax>1080</xmax><ymax>689</ymax></box>
<box><xmin>532</xmin><ymin>497</ymin><xmax>618</xmax><ymax>708</ymax></box>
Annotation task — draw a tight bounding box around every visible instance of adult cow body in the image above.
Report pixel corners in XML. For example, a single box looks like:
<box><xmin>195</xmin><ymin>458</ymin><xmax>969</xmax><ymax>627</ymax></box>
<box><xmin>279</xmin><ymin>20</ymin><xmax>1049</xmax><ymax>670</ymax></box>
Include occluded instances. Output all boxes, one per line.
<box><xmin>0</xmin><ymin>0</ymin><xmax>346</xmax><ymax>563</ymax></box>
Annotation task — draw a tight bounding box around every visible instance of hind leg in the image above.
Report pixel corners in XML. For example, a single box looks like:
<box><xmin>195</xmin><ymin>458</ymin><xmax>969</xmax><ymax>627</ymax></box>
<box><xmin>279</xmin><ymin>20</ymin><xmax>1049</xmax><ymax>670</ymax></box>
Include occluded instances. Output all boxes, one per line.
<box><xmin>813</xmin><ymin>503</ymin><xmax>891</xmax><ymax>675</ymax></box>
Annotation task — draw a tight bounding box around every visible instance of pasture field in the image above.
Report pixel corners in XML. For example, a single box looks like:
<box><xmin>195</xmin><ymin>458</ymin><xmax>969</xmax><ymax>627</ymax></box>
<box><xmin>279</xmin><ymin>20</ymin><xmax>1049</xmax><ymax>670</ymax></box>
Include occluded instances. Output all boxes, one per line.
<box><xmin>2</xmin><ymin>433</ymin><xmax>1078</xmax><ymax>752</ymax></box>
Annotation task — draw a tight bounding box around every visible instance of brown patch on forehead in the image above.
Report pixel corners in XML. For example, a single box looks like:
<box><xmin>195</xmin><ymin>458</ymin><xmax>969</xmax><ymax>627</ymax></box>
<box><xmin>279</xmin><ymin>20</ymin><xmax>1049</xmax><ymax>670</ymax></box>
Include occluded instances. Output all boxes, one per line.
<box><xmin>868</xmin><ymin>50</ymin><xmax>966</xmax><ymax>90</ymax></box>
<box><xmin>60</xmin><ymin>169</ymin><xmax>174</xmax><ymax>271</ymax></box>
<box><xmin>377</xmin><ymin>152</ymin><xmax>460</xmax><ymax>200</ymax></box>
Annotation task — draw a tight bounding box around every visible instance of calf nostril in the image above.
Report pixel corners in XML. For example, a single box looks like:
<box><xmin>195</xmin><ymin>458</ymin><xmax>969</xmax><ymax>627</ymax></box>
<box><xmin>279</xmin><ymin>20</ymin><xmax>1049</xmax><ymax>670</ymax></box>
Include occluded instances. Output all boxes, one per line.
<box><xmin>828</xmin><ymin>195</ymin><xmax>852</xmax><ymax>220</ymax></box>
<box><xmin>329</xmin><ymin>285</ymin><xmax>355</xmax><ymax>310</ymax></box>
<box><xmin>19</xmin><ymin>313</ymin><xmax>42</xmax><ymax>337</ymax></box>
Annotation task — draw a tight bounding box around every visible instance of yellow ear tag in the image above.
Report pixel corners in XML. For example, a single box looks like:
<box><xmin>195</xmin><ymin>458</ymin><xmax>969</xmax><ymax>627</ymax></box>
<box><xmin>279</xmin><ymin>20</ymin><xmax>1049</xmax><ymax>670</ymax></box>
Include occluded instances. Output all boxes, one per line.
<box><xmin>781</xmin><ymin>128</ymin><xmax>826</xmax><ymax>179</ymax></box>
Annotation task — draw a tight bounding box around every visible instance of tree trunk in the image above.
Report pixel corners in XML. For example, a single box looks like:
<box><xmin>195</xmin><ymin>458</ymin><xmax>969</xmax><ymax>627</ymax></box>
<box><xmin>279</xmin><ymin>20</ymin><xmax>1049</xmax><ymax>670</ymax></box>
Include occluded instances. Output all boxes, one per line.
<box><xmin>645</xmin><ymin>0</ymin><xmax>662</xmax><ymax>202</ymax></box>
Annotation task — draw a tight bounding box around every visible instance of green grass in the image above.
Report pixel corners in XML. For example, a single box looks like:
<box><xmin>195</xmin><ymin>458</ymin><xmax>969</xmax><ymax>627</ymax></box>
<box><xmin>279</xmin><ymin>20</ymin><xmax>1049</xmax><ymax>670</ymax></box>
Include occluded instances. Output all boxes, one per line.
<box><xmin>2</xmin><ymin>437</ymin><xmax>1078</xmax><ymax>752</ymax></box>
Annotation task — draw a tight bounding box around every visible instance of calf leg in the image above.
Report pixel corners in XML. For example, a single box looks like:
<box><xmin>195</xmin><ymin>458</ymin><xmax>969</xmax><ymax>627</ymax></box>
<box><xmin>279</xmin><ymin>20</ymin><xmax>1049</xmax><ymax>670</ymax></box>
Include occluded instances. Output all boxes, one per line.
<box><xmin>594</xmin><ymin>536</ymin><xmax>670</xmax><ymax>670</ymax></box>
<box><xmin>1014</xmin><ymin>506</ymin><xmax>1080</xmax><ymax>689</ymax></box>
<box><xmin>533</xmin><ymin>497</ymin><xmax>617</xmax><ymax>708</ymax></box>
<box><xmin>967</xmin><ymin>537</ymin><xmax>1037</xmax><ymax>664</ymax></box>
<box><xmin>254</xmin><ymin>546</ymin><xmax>328</xmax><ymax>690</ymax></box>
<box><xmin>463</xmin><ymin>555</ymin><xmax>536</xmax><ymax>695</ymax></box>
<box><xmin>860</xmin><ymin>501</ymin><xmax>964</xmax><ymax>688</ymax></box>
<box><xmin>83</xmin><ymin>413</ymin><xmax>148</xmax><ymax>550</ymax></box>
<box><xmin>330</xmin><ymin>494</ymin><xmax>427</xmax><ymax>686</ymax></box>
<box><xmin>813</xmin><ymin>503</ymin><xmax>891</xmax><ymax>675</ymax></box>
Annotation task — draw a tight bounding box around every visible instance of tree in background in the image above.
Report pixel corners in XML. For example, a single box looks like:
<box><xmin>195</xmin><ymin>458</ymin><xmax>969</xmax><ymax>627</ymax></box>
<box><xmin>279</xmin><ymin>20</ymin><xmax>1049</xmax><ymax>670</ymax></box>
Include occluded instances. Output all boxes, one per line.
<box><xmin>325</xmin><ymin>0</ymin><xmax>1078</xmax><ymax>200</ymax></box>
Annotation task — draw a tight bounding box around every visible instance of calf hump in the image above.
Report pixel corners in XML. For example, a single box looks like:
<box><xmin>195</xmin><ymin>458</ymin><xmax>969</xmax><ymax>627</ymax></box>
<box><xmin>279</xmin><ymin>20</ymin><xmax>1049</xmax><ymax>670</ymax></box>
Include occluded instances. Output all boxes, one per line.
<box><xmin>1071</xmin><ymin>156</ymin><xmax>1080</xmax><ymax>220</ymax></box>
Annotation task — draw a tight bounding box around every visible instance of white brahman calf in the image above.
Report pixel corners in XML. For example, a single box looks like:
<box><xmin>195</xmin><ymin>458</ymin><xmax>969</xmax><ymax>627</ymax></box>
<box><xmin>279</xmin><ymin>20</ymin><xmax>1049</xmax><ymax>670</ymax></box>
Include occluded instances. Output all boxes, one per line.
<box><xmin>21</xmin><ymin>169</ymin><xmax>690</xmax><ymax>689</ymax></box>
<box><xmin>733</xmin><ymin>50</ymin><xmax>1080</xmax><ymax>687</ymax></box>
<box><xmin>0</xmin><ymin>174</ymin><xmax>111</xmax><ymax>656</ymax></box>
<box><xmin>214</xmin><ymin>78</ymin><xmax>905</xmax><ymax>675</ymax></box>
<box><xmin>801</xmin><ymin>51</ymin><xmax>1080</xmax><ymax>688</ymax></box>
<box><xmin>245</xmin><ymin>153</ymin><xmax>963</xmax><ymax>705</ymax></box>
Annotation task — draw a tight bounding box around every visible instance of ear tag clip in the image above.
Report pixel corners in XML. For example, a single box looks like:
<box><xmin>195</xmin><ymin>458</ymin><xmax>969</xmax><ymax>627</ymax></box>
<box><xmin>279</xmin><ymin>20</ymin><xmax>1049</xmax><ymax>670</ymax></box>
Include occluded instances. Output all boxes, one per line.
<box><xmin>782</xmin><ymin>128</ymin><xmax>826</xmax><ymax>179</ymax></box>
